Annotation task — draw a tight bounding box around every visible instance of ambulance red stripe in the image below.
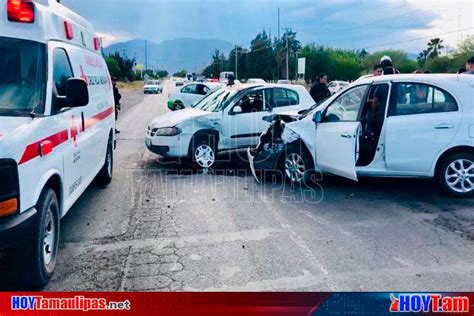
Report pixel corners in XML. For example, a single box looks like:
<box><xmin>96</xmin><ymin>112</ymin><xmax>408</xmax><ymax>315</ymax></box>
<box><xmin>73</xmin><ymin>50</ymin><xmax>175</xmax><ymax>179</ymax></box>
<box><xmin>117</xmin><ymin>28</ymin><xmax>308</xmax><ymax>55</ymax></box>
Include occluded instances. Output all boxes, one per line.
<box><xmin>19</xmin><ymin>107</ymin><xmax>114</xmax><ymax>165</ymax></box>
<box><xmin>19</xmin><ymin>130</ymin><xmax>69</xmax><ymax>165</ymax></box>
<box><xmin>84</xmin><ymin>107</ymin><xmax>114</xmax><ymax>130</ymax></box>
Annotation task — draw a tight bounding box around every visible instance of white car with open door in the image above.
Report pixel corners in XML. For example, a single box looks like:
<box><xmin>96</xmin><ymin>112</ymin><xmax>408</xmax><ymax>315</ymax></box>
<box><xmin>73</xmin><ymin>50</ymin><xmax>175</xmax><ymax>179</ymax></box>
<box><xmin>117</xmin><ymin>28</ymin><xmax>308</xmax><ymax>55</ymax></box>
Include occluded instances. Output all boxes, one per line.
<box><xmin>146</xmin><ymin>84</ymin><xmax>315</xmax><ymax>168</ymax></box>
<box><xmin>248</xmin><ymin>74</ymin><xmax>474</xmax><ymax>198</ymax></box>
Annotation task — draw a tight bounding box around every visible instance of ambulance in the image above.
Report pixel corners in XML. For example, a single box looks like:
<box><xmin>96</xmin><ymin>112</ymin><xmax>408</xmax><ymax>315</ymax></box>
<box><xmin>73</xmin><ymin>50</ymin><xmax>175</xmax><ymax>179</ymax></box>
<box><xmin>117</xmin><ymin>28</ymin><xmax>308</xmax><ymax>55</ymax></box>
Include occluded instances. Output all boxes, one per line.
<box><xmin>0</xmin><ymin>0</ymin><xmax>115</xmax><ymax>288</ymax></box>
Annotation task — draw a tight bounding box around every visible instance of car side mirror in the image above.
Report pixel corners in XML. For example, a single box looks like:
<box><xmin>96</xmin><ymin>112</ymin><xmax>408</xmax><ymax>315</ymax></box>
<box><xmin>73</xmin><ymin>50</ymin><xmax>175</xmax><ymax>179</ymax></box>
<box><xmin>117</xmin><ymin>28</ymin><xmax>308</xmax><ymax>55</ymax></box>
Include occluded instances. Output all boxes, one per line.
<box><xmin>313</xmin><ymin>111</ymin><xmax>322</xmax><ymax>123</ymax></box>
<box><xmin>58</xmin><ymin>78</ymin><xmax>89</xmax><ymax>108</ymax></box>
<box><xmin>233</xmin><ymin>105</ymin><xmax>242</xmax><ymax>114</ymax></box>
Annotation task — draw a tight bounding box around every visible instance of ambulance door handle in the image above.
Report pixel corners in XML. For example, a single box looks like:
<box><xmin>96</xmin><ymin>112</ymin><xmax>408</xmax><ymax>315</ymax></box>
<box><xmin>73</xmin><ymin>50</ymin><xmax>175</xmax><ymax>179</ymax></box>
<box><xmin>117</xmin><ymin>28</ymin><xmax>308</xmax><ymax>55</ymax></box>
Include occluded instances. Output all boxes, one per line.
<box><xmin>81</xmin><ymin>112</ymin><xmax>85</xmax><ymax>131</ymax></box>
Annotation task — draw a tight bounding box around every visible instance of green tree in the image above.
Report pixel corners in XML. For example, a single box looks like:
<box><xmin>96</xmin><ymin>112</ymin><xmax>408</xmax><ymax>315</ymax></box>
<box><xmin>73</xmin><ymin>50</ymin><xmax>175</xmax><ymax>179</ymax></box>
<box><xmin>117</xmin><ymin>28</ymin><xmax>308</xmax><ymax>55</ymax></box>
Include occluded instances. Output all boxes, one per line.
<box><xmin>426</xmin><ymin>38</ymin><xmax>444</xmax><ymax>59</ymax></box>
<box><xmin>107</xmin><ymin>52</ymin><xmax>136</xmax><ymax>81</ymax></box>
<box><xmin>105</xmin><ymin>57</ymin><xmax>120</xmax><ymax>78</ymax></box>
<box><xmin>173</xmin><ymin>70</ymin><xmax>187</xmax><ymax>78</ymax></box>
<box><xmin>361</xmin><ymin>50</ymin><xmax>417</xmax><ymax>74</ymax></box>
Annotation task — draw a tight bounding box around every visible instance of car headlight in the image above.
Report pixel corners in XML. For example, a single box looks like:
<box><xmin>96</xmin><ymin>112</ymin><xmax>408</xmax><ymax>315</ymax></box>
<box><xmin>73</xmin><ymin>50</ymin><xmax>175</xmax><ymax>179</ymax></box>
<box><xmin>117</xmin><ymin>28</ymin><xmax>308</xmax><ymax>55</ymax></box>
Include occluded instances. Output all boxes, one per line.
<box><xmin>150</xmin><ymin>127</ymin><xmax>181</xmax><ymax>137</ymax></box>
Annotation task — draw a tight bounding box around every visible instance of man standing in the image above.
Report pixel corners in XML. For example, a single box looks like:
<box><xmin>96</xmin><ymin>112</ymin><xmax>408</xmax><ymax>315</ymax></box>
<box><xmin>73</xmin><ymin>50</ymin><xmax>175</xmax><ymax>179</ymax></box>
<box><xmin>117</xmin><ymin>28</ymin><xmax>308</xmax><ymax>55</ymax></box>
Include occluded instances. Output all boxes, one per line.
<box><xmin>464</xmin><ymin>56</ymin><xmax>474</xmax><ymax>74</ymax></box>
<box><xmin>309</xmin><ymin>73</ymin><xmax>331</xmax><ymax>104</ymax></box>
<box><xmin>112</xmin><ymin>77</ymin><xmax>121</xmax><ymax>134</ymax></box>
<box><xmin>373</xmin><ymin>64</ymin><xmax>383</xmax><ymax>76</ymax></box>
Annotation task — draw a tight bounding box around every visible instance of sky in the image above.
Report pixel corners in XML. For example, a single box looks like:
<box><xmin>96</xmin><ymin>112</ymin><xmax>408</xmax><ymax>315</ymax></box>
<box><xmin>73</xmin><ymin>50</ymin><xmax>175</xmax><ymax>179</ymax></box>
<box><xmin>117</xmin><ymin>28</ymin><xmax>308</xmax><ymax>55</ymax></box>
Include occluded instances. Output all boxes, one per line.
<box><xmin>61</xmin><ymin>0</ymin><xmax>473</xmax><ymax>54</ymax></box>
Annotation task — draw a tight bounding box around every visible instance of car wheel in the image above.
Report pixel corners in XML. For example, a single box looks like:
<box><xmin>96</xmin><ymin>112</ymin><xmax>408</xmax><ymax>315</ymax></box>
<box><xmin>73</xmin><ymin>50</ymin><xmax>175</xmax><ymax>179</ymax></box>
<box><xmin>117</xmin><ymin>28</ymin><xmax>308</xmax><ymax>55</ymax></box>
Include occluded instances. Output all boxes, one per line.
<box><xmin>438</xmin><ymin>152</ymin><xmax>474</xmax><ymax>198</ymax></box>
<box><xmin>19</xmin><ymin>187</ymin><xmax>60</xmax><ymax>289</ymax></box>
<box><xmin>174</xmin><ymin>101</ymin><xmax>184</xmax><ymax>110</ymax></box>
<box><xmin>191</xmin><ymin>135</ymin><xmax>216</xmax><ymax>168</ymax></box>
<box><xmin>282</xmin><ymin>145</ymin><xmax>314</xmax><ymax>186</ymax></box>
<box><xmin>95</xmin><ymin>136</ymin><xmax>114</xmax><ymax>185</ymax></box>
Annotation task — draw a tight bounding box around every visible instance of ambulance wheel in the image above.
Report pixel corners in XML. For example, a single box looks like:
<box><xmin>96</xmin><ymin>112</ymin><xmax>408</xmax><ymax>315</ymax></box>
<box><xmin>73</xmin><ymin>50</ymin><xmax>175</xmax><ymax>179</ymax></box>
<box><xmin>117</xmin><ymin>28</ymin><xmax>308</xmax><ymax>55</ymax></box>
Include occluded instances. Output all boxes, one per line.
<box><xmin>96</xmin><ymin>136</ymin><xmax>114</xmax><ymax>185</ymax></box>
<box><xmin>21</xmin><ymin>187</ymin><xmax>60</xmax><ymax>289</ymax></box>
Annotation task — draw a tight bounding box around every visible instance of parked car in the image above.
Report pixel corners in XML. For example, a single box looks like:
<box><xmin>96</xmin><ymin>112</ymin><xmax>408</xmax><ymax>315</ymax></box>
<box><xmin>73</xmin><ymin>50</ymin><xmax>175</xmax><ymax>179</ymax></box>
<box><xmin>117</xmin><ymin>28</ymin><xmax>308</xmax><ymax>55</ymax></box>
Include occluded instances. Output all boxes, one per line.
<box><xmin>328</xmin><ymin>80</ymin><xmax>349</xmax><ymax>95</ymax></box>
<box><xmin>143</xmin><ymin>80</ymin><xmax>163</xmax><ymax>94</ymax></box>
<box><xmin>248</xmin><ymin>74</ymin><xmax>474</xmax><ymax>198</ymax></box>
<box><xmin>167</xmin><ymin>82</ymin><xmax>223</xmax><ymax>111</ymax></box>
<box><xmin>246</xmin><ymin>78</ymin><xmax>266</xmax><ymax>84</ymax></box>
<box><xmin>277</xmin><ymin>79</ymin><xmax>291</xmax><ymax>84</ymax></box>
<box><xmin>219</xmin><ymin>71</ymin><xmax>235</xmax><ymax>83</ymax></box>
<box><xmin>175</xmin><ymin>78</ymin><xmax>185</xmax><ymax>86</ymax></box>
<box><xmin>147</xmin><ymin>84</ymin><xmax>315</xmax><ymax>168</ymax></box>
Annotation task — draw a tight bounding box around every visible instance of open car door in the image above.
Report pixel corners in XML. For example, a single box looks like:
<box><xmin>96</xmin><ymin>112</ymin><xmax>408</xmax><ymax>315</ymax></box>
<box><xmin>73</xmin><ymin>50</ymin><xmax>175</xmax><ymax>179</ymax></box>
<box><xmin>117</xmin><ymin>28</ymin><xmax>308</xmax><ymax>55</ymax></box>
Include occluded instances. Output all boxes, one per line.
<box><xmin>315</xmin><ymin>122</ymin><xmax>360</xmax><ymax>181</ymax></box>
<box><xmin>314</xmin><ymin>84</ymin><xmax>370</xmax><ymax>181</ymax></box>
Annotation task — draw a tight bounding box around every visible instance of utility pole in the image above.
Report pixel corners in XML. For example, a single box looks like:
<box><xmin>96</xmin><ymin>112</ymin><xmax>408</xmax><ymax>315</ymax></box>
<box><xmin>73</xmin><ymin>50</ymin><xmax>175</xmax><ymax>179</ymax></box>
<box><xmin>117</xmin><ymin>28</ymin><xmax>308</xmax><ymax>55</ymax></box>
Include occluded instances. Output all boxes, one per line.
<box><xmin>235</xmin><ymin>45</ymin><xmax>238</xmax><ymax>80</ymax></box>
<box><xmin>282</xmin><ymin>27</ymin><xmax>291</xmax><ymax>80</ymax></box>
<box><xmin>145</xmin><ymin>40</ymin><xmax>148</xmax><ymax>72</ymax></box>
<box><xmin>278</xmin><ymin>8</ymin><xmax>280</xmax><ymax>79</ymax></box>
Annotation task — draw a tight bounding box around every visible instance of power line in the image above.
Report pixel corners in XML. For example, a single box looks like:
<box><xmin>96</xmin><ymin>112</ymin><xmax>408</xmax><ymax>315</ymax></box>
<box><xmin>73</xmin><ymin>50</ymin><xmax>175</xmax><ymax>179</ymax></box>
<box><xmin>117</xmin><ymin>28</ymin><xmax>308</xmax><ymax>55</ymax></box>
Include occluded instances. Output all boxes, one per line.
<box><xmin>359</xmin><ymin>27</ymin><xmax>474</xmax><ymax>50</ymax></box>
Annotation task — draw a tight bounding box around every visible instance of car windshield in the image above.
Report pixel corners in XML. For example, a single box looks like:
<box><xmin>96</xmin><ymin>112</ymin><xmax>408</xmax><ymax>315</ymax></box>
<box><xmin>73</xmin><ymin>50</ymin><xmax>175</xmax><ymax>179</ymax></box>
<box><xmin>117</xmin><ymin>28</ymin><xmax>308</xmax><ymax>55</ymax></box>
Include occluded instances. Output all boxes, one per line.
<box><xmin>0</xmin><ymin>37</ymin><xmax>46</xmax><ymax>116</ymax></box>
<box><xmin>147</xmin><ymin>80</ymin><xmax>160</xmax><ymax>85</ymax></box>
<box><xmin>193</xmin><ymin>88</ymin><xmax>239</xmax><ymax>112</ymax></box>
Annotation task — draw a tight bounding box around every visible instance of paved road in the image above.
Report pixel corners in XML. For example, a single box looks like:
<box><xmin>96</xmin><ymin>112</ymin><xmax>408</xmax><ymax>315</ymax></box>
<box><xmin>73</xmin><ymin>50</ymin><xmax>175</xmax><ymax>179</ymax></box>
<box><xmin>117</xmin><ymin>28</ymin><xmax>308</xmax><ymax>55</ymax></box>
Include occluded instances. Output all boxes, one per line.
<box><xmin>2</xmin><ymin>80</ymin><xmax>474</xmax><ymax>291</ymax></box>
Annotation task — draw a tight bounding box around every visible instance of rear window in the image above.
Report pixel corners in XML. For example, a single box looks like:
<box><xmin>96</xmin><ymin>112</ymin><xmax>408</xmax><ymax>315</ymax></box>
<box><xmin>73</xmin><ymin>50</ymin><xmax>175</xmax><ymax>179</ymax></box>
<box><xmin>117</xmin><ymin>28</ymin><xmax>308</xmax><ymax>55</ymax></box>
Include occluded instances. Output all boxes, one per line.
<box><xmin>390</xmin><ymin>83</ymin><xmax>458</xmax><ymax>116</ymax></box>
<box><xmin>0</xmin><ymin>37</ymin><xmax>46</xmax><ymax>116</ymax></box>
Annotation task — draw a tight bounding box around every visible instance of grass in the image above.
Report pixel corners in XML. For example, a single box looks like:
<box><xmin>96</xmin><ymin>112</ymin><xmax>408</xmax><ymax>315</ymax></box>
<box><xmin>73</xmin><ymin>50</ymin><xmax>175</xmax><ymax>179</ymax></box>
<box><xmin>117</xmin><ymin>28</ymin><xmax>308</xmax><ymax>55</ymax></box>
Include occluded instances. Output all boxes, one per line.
<box><xmin>117</xmin><ymin>80</ymin><xmax>145</xmax><ymax>91</ymax></box>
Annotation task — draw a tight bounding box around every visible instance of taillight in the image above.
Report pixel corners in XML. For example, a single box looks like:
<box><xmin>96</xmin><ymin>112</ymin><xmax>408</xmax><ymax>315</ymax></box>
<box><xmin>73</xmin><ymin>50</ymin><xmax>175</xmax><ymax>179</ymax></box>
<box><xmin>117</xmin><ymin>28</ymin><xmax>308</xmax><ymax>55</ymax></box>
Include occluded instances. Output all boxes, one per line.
<box><xmin>7</xmin><ymin>0</ymin><xmax>34</xmax><ymax>23</ymax></box>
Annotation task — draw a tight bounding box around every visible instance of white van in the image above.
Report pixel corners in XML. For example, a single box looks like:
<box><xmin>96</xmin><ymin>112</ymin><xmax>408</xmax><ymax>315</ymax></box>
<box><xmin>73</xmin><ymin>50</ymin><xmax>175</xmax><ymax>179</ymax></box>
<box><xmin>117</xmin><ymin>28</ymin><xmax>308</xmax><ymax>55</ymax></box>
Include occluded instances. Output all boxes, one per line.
<box><xmin>219</xmin><ymin>71</ymin><xmax>234</xmax><ymax>83</ymax></box>
<box><xmin>0</xmin><ymin>0</ymin><xmax>115</xmax><ymax>287</ymax></box>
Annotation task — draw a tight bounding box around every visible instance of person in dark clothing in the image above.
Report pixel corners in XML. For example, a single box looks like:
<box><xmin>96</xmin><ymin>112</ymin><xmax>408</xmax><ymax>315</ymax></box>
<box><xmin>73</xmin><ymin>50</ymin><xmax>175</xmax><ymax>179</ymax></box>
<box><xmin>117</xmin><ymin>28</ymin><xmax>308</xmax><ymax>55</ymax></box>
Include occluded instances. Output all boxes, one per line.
<box><xmin>309</xmin><ymin>73</ymin><xmax>330</xmax><ymax>104</ymax></box>
<box><xmin>112</xmin><ymin>77</ymin><xmax>121</xmax><ymax>134</ymax></box>
<box><xmin>465</xmin><ymin>56</ymin><xmax>474</xmax><ymax>74</ymax></box>
<box><xmin>358</xmin><ymin>85</ymin><xmax>389</xmax><ymax>165</ymax></box>
<box><xmin>380</xmin><ymin>55</ymin><xmax>399</xmax><ymax>75</ymax></box>
<box><xmin>457</xmin><ymin>67</ymin><xmax>466</xmax><ymax>74</ymax></box>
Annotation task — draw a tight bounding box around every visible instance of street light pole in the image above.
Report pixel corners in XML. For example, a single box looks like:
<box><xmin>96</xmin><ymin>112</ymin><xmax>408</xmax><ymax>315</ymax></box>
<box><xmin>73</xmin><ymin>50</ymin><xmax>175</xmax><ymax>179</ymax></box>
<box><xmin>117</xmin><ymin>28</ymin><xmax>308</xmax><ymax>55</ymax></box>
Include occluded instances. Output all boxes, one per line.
<box><xmin>286</xmin><ymin>34</ymin><xmax>289</xmax><ymax>80</ymax></box>
<box><xmin>235</xmin><ymin>45</ymin><xmax>238</xmax><ymax>80</ymax></box>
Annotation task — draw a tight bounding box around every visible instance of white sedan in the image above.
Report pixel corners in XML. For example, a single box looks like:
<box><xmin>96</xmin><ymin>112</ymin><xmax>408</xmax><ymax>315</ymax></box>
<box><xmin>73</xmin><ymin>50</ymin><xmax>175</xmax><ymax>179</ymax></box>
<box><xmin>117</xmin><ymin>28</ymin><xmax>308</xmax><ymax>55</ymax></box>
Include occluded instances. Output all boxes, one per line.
<box><xmin>328</xmin><ymin>80</ymin><xmax>350</xmax><ymax>95</ymax></box>
<box><xmin>147</xmin><ymin>84</ymin><xmax>315</xmax><ymax>168</ymax></box>
<box><xmin>167</xmin><ymin>82</ymin><xmax>222</xmax><ymax>111</ymax></box>
<box><xmin>143</xmin><ymin>80</ymin><xmax>163</xmax><ymax>94</ymax></box>
<box><xmin>249</xmin><ymin>74</ymin><xmax>474</xmax><ymax>198</ymax></box>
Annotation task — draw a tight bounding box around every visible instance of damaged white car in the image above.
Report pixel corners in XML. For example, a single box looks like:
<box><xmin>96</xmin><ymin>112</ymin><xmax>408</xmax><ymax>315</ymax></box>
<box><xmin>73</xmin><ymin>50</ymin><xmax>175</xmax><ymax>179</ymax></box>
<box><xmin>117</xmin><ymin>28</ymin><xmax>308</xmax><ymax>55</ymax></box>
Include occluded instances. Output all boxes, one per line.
<box><xmin>146</xmin><ymin>84</ymin><xmax>315</xmax><ymax>167</ymax></box>
<box><xmin>248</xmin><ymin>74</ymin><xmax>474</xmax><ymax>198</ymax></box>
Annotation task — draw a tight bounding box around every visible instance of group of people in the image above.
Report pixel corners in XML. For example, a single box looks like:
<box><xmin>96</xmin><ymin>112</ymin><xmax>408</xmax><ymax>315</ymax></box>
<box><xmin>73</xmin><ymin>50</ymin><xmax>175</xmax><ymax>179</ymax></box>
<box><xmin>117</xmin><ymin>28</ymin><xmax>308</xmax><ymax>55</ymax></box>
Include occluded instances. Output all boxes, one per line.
<box><xmin>309</xmin><ymin>55</ymin><xmax>474</xmax><ymax>104</ymax></box>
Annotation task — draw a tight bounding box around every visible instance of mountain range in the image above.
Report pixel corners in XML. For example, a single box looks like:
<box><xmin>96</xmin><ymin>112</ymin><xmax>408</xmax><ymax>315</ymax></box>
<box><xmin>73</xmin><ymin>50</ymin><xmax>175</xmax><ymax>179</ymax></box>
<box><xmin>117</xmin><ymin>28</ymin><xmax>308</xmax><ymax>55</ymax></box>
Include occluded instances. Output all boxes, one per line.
<box><xmin>104</xmin><ymin>38</ymin><xmax>234</xmax><ymax>74</ymax></box>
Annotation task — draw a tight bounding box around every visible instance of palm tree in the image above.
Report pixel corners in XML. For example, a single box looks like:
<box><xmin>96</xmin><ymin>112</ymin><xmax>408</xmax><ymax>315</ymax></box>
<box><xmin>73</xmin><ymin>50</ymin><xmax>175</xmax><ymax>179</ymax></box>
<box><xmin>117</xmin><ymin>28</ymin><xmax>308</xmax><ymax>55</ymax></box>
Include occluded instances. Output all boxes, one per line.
<box><xmin>417</xmin><ymin>49</ymin><xmax>429</xmax><ymax>65</ymax></box>
<box><xmin>426</xmin><ymin>38</ymin><xmax>444</xmax><ymax>59</ymax></box>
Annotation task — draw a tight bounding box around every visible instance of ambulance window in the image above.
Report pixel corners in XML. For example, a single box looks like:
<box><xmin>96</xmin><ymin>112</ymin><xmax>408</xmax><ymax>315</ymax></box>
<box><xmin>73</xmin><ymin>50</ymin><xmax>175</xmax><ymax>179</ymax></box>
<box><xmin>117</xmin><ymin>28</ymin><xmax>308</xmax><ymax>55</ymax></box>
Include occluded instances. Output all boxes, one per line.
<box><xmin>53</xmin><ymin>49</ymin><xmax>73</xmax><ymax>96</ymax></box>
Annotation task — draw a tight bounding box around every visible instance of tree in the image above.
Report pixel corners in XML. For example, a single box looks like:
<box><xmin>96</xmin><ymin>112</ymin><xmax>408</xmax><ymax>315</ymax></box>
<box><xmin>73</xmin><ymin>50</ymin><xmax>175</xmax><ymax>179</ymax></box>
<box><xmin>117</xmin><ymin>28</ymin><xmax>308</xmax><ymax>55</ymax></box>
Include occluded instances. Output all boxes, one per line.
<box><xmin>107</xmin><ymin>52</ymin><xmax>137</xmax><ymax>81</ymax></box>
<box><xmin>173</xmin><ymin>70</ymin><xmax>187</xmax><ymax>78</ymax></box>
<box><xmin>105</xmin><ymin>57</ymin><xmax>120</xmax><ymax>78</ymax></box>
<box><xmin>361</xmin><ymin>50</ymin><xmax>417</xmax><ymax>74</ymax></box>
<box><xmin>426</xmin><ymin>38</ymin><xmax>444</xmax><ymax>59</ymax></box>
<box><xmin>417</xmin><ymin>49</ymin><xmax>429</xmax><ymax>66</ymax></box>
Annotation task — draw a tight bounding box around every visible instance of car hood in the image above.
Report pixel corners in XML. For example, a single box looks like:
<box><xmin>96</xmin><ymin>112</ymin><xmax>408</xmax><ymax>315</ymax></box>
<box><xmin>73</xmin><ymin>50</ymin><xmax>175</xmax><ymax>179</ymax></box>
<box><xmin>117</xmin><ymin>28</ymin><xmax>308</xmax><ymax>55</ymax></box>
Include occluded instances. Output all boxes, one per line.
<box><xmin>148</xmin><ymin>108</ymin><xmax>212</xmax><ymax>128</ymax></box>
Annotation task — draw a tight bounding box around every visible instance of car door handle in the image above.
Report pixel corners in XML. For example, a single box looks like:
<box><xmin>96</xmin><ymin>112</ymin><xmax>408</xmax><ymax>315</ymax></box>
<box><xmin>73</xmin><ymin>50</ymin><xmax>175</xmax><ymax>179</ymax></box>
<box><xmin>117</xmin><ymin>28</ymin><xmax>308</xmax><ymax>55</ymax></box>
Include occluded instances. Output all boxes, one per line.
<box><xmin>341</xmin><ymin>132</ymin><xmax>352</xmax><ymax>138</ymax></box>
<box><xmin>435</xmin><ymin>124</ymin><xmax>454</xmax><ymax>129</ymax></box>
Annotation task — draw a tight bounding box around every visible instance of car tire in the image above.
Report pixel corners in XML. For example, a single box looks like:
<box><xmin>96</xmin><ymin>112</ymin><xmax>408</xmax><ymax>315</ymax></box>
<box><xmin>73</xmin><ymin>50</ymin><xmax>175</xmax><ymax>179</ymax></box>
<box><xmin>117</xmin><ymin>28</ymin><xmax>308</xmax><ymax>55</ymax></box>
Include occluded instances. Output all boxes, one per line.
<box><xmin>437</xmin><ymin>152</ymin><xmax>474</xmax><ymax>198</ymax></box>
<box><xmin>19</xmin><ymin>187</ymin><xmax>60</xmax><ymax>289</ymax></box>
<box><xmin>95</xmin><ymin>136</ymin><xmax>114</xmax><ymax>185</ymax></box>
<box><xmin>281</xmin><ymin>144</ymin><xmax>315</xmax><ymax>186</ymax></box>
<box><xmin>190</xmin><ymin>134</ymin><xmax>216</xmax><ymax>169</ymax></box>
<box><xmin>174</xmin><ymin>101</ymin><xmax>184</xmax><ymax>111</ymax></box>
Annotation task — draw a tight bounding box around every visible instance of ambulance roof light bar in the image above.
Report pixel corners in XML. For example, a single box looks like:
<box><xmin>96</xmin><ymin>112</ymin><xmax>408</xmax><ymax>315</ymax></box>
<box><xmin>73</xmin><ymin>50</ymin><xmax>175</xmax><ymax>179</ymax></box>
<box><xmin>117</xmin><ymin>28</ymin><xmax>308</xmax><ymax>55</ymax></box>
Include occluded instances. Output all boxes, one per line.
<box><xmin>7</xmin><ymin>0</ymin><xmax>35</xmax><ymax>23</ymax></box>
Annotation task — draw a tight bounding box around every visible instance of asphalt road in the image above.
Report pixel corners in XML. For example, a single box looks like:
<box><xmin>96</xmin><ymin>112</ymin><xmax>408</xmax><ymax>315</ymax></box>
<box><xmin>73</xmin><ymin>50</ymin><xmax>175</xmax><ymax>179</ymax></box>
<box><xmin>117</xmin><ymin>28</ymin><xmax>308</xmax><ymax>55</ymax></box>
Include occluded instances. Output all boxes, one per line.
<box><xmin>2</xmin><ymin>80</ymin><xmax>474</xmax><ymax>291</ymax></box>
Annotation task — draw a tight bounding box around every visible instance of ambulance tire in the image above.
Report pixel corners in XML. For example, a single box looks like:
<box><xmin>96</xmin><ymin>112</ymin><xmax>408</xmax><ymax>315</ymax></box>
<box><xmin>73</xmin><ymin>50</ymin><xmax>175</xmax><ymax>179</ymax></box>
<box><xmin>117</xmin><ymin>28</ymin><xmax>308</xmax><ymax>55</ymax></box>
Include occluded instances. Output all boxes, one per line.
<box><xmin>21</xmin><ymin>187</ymin><xmax>60</xmax><ymax>289</ymax></box>
<box><xmin>96</xmin><ymin>136</ymin><xmax>114</xmax><ymax>185</ymax></box>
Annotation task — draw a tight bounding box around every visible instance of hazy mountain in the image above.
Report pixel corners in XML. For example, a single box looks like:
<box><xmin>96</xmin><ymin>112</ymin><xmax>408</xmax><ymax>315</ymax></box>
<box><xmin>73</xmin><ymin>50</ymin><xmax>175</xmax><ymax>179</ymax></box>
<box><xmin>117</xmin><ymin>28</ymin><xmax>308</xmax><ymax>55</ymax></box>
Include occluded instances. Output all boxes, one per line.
<box><xmin>104</xmin><ymin>38</ymin><xmax>233</xmax><ymax>74</ymax></box>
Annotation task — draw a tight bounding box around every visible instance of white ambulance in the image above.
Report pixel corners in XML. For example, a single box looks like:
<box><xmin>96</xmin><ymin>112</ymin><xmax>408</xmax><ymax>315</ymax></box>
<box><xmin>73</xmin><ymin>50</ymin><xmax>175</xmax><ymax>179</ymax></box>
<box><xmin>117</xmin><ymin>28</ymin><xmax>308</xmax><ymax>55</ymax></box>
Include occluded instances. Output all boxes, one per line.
<box><xmin>0</xmin><ymin>0</ymin><xmax>115</xmax><ymax>288</ymax></box>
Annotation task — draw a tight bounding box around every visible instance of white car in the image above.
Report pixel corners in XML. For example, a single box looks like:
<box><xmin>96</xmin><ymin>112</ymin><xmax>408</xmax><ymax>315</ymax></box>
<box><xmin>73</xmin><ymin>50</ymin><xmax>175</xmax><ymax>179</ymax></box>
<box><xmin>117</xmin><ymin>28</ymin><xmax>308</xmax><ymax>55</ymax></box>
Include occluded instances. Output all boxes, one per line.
<box><xmin>246</xmin><ymin>78</ymin><xmax>266</xmax><ymax>84</ymax></box>
<box><xmin>328</xmin><ymin>80</ymin><xmax>350</xmax><ymax>95</ymax></box>
<box><xmin>143</xmin><ymin>80</ymin><xmax>163</xmax><ymax>94</ymax></box>
<box><xmin>147</xmin><ymin>84</ymin><xmax>315</xmax><ymax>167</ymax></box>
<box><xmin>249</xmin><ymin>74</ymin><xmax>474</xmax><ymax>198</ymax></box>
<box><xmin>0</xmin><ymin>0</ymin><xmax>114</xmax><ymax>287</ymax></box>
<box><xmin>167</xmin><ymin>82</ymin><xmax>222</xmax><ymax>111</ymax></box>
